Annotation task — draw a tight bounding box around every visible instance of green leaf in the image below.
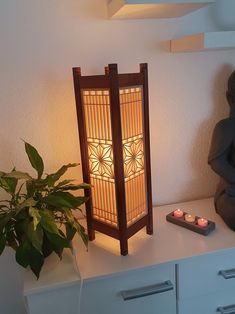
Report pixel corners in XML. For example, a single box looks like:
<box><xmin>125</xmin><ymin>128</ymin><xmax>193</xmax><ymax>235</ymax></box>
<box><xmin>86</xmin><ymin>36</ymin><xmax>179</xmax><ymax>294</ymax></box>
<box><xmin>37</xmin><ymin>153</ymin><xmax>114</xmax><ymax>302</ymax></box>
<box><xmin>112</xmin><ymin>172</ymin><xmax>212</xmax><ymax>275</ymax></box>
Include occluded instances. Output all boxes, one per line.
<box><xmin>15</xmin><ymin>239</ymin><xmax>30</xmax><ymax>268</ymax></box>
<box><xmin>75</xmin><ymin>183</ymin><xmax>91</xmax><ymax>190</ymax></box>
<box><xmin>0</xmin><ymin>175</ymin><xmax>18</xmax><ymax>194</ymax></box>
<box><xmin>4</xmin><ymin>171</ymin><xmax>32</xmax><ymax>180</ymax></box>
<box><xmin>14</xmin><ymin>218</ymin><xmax>30</xmax><ymax>239</ymax></box>
<box><xmin>26</xmin><ymin>180</ymin><xmax>35</xmax><ymax>197</ymax></box>
<box><xmin>40</xmin><ymin>211</ymin><xmax>62</xmax><ymax>236</ymax></box>
<box><xmin>29</xmin><ymin>207</ymin><xmax>41</xmax><ymax>230</ymax></box>
<box><xmin>55</xmin><ymin>183</ymin><xmax>91</xmax><ymax>192</ymax></box>
<box><xmin>63</xmin><ymin>208</ymin><xmax>74</xmax><ymax>223</ymax></box>
<box><xmin>0</xmin><ymin>235</ymin><xmax>6</xmax><ymax>255</ymax></box>
<box><xmin>20</xmin><ymin>197</ymin><xmax>37</xmax><ymax>208</ymax></box>
<box><xmin>47</xmin><ymin>163</ymin><xmax>78</xmax><ymax>187</ymax></box>
<box><xmin>73</xmin><ymin>219</ymin><xmax>88</xmax><ymax>248</ymax></box>
<box><xmin>15</xmin><ymin>208</ymin><xmax>28</xmax><ymax>220</ymax></box>
<box><xmin>27</xmin><ymin>223</ymin><xmax>43</xmax><ymax>254</ymax></box>
<box><xmin>42</xmin><ymin>234</ymin><xmax>53</xmax><ymax>258</ymax></box>
<box><xmin>54</xmin><ymin>180</ymin><xmax>74</xmax><ymax>189</ymax></box>
<box><xmin>44</xmin><ymin>191</ymin><xmax>88</xmax><ymax>209</ymax></box>
<box><xmin>0</xmin><ymin>212</ymin><xmax>14</xmax><ymax>234</ymax></box>
<box><xmin>76</xmin><ymin>196</ymin><xmax>89</xmax><ymax>205</ymax></box>
<box><xmin>26</xmin><ymin>177</ymin><xmax>55</xmax><ymax>197</ymax></box>
<box><xmin>65</xmin><ymin>223</ymin><xmax>76</xmax><ymax>242</ymax></box>
<box><xmin>18</xmin><ymin>197</ymin><xmax>37</xmax><ymax>213</ymax></box>
<box><xmin>24</xmin><ymin>141</ymin><xmax>44</xmax><ymax>179</ymax></box>
<box><xmin>16</xmin><ymin>238</ymin><xmax>44</xmax><ymax>279</ymax></box>
<box><xmin>6</xmin><ymin>233</ymin><xmax>18</xmax><ymax>251</ymax></box>
<box><xmin>28</xmin><ymin>247</ymin><xmax>44</xmax><ymax>279</ymax></box>
<box><xmin>45</xmin><ymin>231</ymin><xmax>70</xmax><ymax>258</ymax></box>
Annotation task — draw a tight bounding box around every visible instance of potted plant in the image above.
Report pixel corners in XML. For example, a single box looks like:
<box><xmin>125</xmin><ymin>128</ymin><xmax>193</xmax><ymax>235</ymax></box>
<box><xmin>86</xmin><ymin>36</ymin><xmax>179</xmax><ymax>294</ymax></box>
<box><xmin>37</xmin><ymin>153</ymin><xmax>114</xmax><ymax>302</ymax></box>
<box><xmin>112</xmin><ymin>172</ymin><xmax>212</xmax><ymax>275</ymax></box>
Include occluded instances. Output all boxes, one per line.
<box><xmin>0</xmin><ymin>141</ymin><xmax>89</xmax><ymax>278</ymax></box>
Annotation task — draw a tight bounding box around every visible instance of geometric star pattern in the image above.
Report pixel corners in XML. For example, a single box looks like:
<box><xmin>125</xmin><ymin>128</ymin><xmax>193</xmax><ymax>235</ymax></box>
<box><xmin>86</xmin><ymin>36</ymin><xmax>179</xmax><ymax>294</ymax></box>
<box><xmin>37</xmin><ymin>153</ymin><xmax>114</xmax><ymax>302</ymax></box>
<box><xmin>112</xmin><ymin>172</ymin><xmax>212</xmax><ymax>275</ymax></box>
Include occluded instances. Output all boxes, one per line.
<box><xmin>123</xmin><ymin>138</ymin><xmax>144</xmax><ymax>178</ymax></box>
<box><xmin>88</xmin><ymin>142</ymin><xmax>114</xmax><ymax>179</ymax></box>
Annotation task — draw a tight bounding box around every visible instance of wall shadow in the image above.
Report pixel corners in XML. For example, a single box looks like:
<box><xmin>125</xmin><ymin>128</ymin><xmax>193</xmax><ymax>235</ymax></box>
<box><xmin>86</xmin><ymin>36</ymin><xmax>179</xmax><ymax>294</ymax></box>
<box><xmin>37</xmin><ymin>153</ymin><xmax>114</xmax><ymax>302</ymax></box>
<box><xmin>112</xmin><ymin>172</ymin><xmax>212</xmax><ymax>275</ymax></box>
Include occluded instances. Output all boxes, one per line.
<box><xmin>178</xmin><ymin>64</ymin><xmax>234</xmax><ymax>202</ymax></box>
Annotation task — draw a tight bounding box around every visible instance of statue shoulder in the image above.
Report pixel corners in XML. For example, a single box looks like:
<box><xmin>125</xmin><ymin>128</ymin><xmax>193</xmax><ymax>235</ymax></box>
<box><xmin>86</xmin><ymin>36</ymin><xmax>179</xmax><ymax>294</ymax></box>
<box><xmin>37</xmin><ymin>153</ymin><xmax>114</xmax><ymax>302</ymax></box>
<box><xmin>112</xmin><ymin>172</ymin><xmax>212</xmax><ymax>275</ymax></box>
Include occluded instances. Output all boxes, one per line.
<box><xmin>208</xmin><ymin>118</ymin><xmax>235</xmax><ymax>163</ymax></box>
<box><xmin>214</xmin><ymin>118</ymin><xmax>234</xmax><ymax>131</ymax></box>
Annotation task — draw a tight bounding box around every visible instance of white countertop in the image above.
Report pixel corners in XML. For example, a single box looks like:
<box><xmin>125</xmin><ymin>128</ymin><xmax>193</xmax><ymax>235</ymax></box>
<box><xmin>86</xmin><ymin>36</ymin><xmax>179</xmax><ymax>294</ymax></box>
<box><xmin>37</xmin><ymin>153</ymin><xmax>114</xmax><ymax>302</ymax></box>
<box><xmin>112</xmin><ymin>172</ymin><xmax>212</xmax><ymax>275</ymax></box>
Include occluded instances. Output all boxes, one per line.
<box><xmin>24</xmin><ymin>197</ymin><xmax>235</xmax><ymax>294</ymax></box>
<box><xmin>74</xmin><ymin>198</ymin><xmax>235</xmax><ymax>281</ymax></box>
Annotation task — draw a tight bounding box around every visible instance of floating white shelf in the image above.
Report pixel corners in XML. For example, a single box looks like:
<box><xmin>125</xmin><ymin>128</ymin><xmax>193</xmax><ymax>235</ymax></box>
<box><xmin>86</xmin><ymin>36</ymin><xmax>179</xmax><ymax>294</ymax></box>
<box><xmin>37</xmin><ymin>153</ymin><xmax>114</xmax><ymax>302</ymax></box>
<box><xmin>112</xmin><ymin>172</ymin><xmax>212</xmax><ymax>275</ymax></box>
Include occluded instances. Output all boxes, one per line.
<box><xmin>108</xmin><ymin>0</ymin><xmax>215</xmax><ymax>19</ymax></box>
<box><xmin>171</xmin><ymin>31</ymin><xmax>235</xmax><ymax>52</ymax></box>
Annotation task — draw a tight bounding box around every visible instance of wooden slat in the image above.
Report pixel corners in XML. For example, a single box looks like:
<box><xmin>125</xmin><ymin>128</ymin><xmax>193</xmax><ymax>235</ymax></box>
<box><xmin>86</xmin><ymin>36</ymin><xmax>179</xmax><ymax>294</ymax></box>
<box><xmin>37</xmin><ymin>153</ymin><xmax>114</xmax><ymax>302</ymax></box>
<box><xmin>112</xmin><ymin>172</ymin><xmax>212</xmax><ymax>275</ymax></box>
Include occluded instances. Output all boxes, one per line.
<box><xmin>118</xmin><ymin>73</ymin><xmax>144</xmax><ymax>87</ymax></box>
<box><xmin>79</xmin><ymin>75</ymin><xmax>110</xmax><ymax>89</ymax></box>
<box><xmin>140</xmin><ymin>63</ymin><xmax>153</xmax><ymax>235</ymax></box>
<box><xmin>93</xmin><ymin>220</ymin><xmax>120</xmax><ymax>240</ymax></box>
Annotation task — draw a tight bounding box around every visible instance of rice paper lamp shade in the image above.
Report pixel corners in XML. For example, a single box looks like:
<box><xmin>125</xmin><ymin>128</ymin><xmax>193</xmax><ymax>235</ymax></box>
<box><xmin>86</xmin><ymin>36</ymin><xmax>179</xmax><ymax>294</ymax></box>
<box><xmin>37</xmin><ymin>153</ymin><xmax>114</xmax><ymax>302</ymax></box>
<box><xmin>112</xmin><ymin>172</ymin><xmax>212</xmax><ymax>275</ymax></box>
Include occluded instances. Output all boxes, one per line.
<box><xmin>73</xmin><ymin>63</ymin><xmax>153</xmax><ymax>255</ymax></box>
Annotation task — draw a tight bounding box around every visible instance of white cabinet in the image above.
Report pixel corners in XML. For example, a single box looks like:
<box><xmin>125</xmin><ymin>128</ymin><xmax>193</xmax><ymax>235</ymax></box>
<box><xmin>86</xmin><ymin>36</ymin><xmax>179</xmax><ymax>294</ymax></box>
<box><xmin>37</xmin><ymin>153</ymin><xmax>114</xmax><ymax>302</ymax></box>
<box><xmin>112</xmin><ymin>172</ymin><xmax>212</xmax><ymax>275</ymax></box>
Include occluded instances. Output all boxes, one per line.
<box><xmin>25</xmin><ymin>284</ymin><xmax>80</xmax><ymax>314</ymax></box>
<box><xmin>81</xmin><ymin>263</ymin><xmax>176</xmax><ymax>314</ymax></box>
<box><xmin>24</xmin><ymin>198</ymin><xmax>235</xmax><ymax>314</ymax></box>
<box><xmin>79</xmin><ymin>248</ymin><xmax>235</xmax><ymax>314</ymax></box>
<box><xmin>24</xmin><ymin>251</ymin><xmax>81</xmax><ymax>314</ymax></box>
<box><xmin>178</xmin><ymin>248</ymin><xmax>235</xmax><ymax>299</ymax></box>
<box><xmin>178</xmin><ymin>248</ymin><xmax>235</xmax><ymax>314</ymax></box>
<box><xmin>178</xmin><ymin>290</ymin><xmax>235</xmax><ymax>314</ymax></box>
<box><xmin>75</xmin><ymin>198</ymin><xmax>235</xmax><ymax>314</ymax></box>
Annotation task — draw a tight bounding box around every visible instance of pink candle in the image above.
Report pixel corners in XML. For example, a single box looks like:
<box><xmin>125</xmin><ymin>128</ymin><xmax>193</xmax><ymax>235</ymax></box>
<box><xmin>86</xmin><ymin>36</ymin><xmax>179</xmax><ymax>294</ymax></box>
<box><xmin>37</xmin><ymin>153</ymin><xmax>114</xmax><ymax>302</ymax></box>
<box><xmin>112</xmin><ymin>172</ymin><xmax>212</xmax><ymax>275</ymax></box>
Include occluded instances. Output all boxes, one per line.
<box><xmin>173</xmin><ymin>209</ymin><xmax>184</xmax><ymax>218</ymax></box>
<box><xmin>197</xmin><ymin>218</ymin><xmax>208</xmax><ymax>228</ymax></box>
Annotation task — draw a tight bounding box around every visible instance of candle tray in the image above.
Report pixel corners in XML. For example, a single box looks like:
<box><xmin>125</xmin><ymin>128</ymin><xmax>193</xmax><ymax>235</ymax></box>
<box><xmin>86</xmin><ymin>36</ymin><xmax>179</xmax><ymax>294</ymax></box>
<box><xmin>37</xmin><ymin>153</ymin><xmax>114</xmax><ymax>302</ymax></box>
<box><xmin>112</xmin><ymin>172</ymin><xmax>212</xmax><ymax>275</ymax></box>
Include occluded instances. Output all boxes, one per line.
<box><xmin>166</xmin><ymin>211</ymin><xmax>216</xmax><ymax>236</ymax></box>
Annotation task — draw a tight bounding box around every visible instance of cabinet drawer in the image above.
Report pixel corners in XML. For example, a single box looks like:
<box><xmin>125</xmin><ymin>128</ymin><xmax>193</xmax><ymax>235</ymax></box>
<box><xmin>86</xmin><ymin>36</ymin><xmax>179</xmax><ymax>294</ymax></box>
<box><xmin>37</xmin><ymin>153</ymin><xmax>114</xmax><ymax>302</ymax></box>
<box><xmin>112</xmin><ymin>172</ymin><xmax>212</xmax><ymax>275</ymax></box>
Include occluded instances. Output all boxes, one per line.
<box><xmin>178</xmin><ymin>248</ymin><xmax>235</xmax><ymax>299</ymax></box>
<box><xmin>81</xmin><ymin>263</ymin><xmax>176</xmax><ymax>314</ymax></box>
<box><xmin>178</xmin><ymin>289</ymin><xmax>235</xmax><ymax>314</ymax></box>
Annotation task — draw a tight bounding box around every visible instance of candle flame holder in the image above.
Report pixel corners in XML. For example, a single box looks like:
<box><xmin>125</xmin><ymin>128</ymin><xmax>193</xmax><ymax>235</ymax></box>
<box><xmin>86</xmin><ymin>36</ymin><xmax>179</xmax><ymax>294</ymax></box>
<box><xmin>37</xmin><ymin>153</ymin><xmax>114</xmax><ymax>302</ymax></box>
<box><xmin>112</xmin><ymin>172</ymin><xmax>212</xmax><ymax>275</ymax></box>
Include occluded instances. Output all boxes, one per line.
<box><xmin>166</xmin><ymin>211</ymin><xmax>215</xmax><ymax>236</ymax></box>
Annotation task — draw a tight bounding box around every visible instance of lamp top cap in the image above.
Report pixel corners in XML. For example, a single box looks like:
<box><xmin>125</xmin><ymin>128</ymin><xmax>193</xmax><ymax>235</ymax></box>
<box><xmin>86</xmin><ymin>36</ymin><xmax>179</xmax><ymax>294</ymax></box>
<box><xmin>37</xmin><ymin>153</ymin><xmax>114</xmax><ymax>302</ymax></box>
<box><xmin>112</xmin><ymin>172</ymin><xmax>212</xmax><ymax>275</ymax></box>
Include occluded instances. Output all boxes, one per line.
<box><xmin>73</xmin><ymin>67</ymin><xmax>81</xmax><ymax>76</ymax></box>
<box><xmin>108</xmin><ymin>64</ymin><xmax>118</xmax><ymax>70</ymax></box>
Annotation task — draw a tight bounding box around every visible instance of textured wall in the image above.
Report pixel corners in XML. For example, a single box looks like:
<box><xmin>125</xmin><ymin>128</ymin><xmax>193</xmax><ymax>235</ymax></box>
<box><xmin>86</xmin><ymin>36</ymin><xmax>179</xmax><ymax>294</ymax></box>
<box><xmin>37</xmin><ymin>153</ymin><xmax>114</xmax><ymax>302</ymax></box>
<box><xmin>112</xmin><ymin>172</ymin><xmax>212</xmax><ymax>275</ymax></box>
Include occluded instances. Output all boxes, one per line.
<box><xmin>0</xmin><ymin>1</ymin><xmax>234</xmax><ymax>207</ymax></box>
<box><xmin>0</xmin><ymin>1</ymin><xmax>235</xmax><ymax>313</ymax></box>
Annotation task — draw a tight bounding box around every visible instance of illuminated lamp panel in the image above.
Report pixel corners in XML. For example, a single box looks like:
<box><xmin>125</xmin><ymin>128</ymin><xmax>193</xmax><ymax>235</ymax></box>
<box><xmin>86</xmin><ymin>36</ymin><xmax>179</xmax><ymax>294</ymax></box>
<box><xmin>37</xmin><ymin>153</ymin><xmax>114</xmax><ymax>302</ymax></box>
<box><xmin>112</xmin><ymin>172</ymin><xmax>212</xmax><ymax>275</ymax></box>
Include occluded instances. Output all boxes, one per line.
<box><xmin>125</xmin><ymin>172</ymin><xmax>146</xmax><ymax>226</ymax></box>
<box><xmin>120</xmin><ymin>87</ymin><xmax>143</xmax><ymax>140</ymax></box>
<box><xmin>90</xmin><ymin>177</ymin><xmax>117</xmax><ymax>227</ymax></box>
<box><xmin>82</xmin><ymin>89</ymin><xmax>118</xmax><ymax>227</ymax></box>
<box><xmin>120</xmin><ymin>87</ymin><xmax>147</xmax><ymax>226</ymax></box>
<box><xmin>82</xmin><ymin>90</ymin><xmax>112</xmax><ymax>141</ymax></box>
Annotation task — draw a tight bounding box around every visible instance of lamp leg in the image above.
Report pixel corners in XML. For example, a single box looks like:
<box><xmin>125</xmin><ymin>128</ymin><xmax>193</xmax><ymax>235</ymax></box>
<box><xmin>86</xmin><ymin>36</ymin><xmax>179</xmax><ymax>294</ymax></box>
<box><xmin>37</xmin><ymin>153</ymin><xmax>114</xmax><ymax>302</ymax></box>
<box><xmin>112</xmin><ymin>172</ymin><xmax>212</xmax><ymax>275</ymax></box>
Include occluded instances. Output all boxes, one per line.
<box><xmin>146</xmin><ymin>224</ymin><xmax>153</xmax><ymax>235</ymax></box>
<box><xmin>88</xmin><ymin>228</ymin><xmax>95</xmax><ymax>241</ymax></box>
<box><xmin>120</xmin><ymin>238</ymin><xmax>128</xmax><ymax>256</ymax></box>
<box><xmin>146</xmin><ymin>212</ymin><xmax>153</xmax><ymax>235</ymax></box>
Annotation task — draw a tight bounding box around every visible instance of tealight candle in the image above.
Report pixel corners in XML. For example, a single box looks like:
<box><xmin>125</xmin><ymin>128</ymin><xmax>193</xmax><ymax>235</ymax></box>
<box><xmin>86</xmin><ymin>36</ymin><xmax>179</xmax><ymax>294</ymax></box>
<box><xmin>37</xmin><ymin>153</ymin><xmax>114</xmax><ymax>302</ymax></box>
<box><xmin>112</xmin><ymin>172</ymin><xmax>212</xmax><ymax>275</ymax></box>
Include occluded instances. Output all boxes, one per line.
<box><xmin>185</xmin><ymin>214</ymin><xmax>195</xmax><ymax>223</ymax></box>
<box><xmin>173</xmin><ymin>209</ymin><xmax>184</xmax><ymax>218</ymax></box>
<box><xmin>197</xmin><ymin>218</ymin><xmax>208</xmax><ymax>228</ymax></box>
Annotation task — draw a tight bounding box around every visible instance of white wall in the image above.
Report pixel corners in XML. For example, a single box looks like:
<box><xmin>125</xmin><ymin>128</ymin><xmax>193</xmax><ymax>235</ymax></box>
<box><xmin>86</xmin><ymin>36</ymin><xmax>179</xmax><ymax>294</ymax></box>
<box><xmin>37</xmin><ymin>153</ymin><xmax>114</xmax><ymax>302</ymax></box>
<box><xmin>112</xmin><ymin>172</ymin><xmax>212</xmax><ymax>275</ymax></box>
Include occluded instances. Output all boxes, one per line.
<box><xmin>0</xmin><ymin>1</ymin><xmax>234</xmax><ymax>205</ymax></box>
<box><xmin>0</xmin><ymin>1</ymin><xmax>235</xmax><ymax>313</ymax></box>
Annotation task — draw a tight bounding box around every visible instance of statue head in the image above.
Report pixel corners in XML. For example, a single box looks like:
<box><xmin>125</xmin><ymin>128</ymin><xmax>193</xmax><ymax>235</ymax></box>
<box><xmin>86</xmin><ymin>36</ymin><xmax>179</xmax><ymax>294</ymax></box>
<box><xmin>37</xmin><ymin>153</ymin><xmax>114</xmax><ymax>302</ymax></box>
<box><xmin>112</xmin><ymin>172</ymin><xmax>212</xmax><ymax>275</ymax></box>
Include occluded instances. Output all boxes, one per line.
<box><xmin>227</xmin><ymin>71</ymin><xmax>235</xmax><ymax>108</ymax></box>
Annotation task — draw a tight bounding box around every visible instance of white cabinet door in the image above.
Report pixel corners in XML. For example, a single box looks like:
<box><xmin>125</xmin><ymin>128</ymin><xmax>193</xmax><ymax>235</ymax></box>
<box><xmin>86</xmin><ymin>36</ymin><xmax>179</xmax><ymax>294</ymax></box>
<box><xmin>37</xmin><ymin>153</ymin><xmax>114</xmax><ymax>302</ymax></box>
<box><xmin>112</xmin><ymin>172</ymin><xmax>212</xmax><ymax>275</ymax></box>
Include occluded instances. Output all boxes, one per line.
<box><xmin>178</xmin><ymin>289</ymin><xmax>235</xmax><ymax>314</ymax></box>
<box><xmin>25</xmin><ymin>284</ymin><xmax>80</xmax><ymax>314</ymax></box>
<box><xmin>178</xmin><ymin>248</ymin><xmax>235</xmax><ymax>299</ymax></box>
<box><xmin>81</xmin><ymin>263</ymin><xmax>176</xmax><ymax>314</ymax></box>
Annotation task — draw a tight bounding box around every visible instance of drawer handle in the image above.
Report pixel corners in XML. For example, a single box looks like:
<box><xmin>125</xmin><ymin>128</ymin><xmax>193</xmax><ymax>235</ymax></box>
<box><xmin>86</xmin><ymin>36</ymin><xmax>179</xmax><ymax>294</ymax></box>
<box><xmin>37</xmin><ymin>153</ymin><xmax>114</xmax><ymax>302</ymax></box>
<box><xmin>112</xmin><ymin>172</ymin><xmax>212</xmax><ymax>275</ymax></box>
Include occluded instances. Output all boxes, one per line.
<box><xmin>219</xmin><ymin>268</ymin><xmax>235</xmax><ymax>279</ymax></box>
<box><xmin>217</xmin><ymin>304</ymin><xmax>235</xmax><ymax>314</ymax></box>
<box><xmin>120</xmin><ymin>280</ymin><xmax>173</xmax><ymax>301</ymax></box>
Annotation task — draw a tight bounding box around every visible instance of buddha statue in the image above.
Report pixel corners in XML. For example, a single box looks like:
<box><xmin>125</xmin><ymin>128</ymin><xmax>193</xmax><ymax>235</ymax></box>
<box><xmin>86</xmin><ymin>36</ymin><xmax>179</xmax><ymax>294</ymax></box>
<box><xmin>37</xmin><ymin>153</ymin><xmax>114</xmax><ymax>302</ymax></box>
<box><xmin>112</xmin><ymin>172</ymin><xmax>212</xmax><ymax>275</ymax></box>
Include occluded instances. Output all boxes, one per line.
<box><xmin>208</xmin><ymin>70</ymin><xmax>235</xmax><ymax>230</ymax></box>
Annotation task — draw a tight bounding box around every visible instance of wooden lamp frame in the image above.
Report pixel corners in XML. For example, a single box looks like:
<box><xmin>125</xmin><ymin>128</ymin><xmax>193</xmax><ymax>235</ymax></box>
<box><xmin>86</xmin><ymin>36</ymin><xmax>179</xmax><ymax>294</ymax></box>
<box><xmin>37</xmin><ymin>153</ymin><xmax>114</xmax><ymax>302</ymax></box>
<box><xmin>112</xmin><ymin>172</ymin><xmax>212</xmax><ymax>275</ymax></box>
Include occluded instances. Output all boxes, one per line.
<box><xmin>73</xmin><ymin>63</ymin><xmax>153</xmax><ymax>255</ymax></box>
